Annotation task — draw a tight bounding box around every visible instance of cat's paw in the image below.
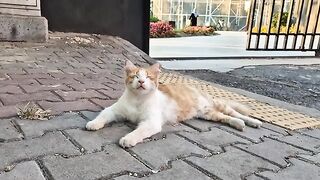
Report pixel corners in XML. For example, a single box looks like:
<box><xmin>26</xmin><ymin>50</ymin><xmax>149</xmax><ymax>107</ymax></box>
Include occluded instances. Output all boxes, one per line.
<box><xmin>86</xmin><ymin>120</ymin><xmax>104</xmax><ymax>131</ymax></box>
<box><xmin>230</xmin><ymin>119</ymin><xmax>245</xmax><ymax>131</ymax></box>
<box><xmin>119</xmin><ymin>135</ymin><xmax>139</xmax><ymax>148</ymax></box>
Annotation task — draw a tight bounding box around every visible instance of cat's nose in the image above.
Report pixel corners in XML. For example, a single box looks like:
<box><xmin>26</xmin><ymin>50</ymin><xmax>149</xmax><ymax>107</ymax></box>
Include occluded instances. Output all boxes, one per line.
<box><xmin>138</xmin><ymin>80</ymin><xmax>145</xmax><ymax>84</ymax></box>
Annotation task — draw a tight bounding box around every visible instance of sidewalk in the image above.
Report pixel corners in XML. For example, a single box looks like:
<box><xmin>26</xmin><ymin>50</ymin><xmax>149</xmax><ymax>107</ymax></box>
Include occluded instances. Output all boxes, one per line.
<box><xmin>0</xmin><ymin>33</ymin><xmax>319</xmax><ymax>180</ymax></box>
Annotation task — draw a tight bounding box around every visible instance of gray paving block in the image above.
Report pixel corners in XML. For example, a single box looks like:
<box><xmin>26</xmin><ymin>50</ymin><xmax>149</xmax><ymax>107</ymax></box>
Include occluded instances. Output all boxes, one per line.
<box><xmin>302</xmin><ymin>128</ymin><xmax>320</xmax><ymax>139</ymax></box>
<box><xmin>16</xmin><ymin>112</ymin><xmax>87</xmax><ymax>138</ymax></box>
<box><xmin>130</xmin><ymin>134</ymin><xmax>211</xmax><ymax>170</ymax></box>
<box><xmin>236</xmin><ymin>139</ymin><xmax>310</xmax><ymax>167</ymax></box>
<box><xmin>179</xmin><ymin>127</ymin><xmax>250</xmax><ymax>152</ymax></box>
<box><xmin>186</xmin><ymin>146</ymin><xmax>279</xmax><ymax>180</ymax></box>
<box><xmin>0</xmin><ymin>119</ymin><xmax>22</xmax><ymax>141</ymax></box>
<box><xmin>258</xmin><ymin>159</ymin><xmax>320</xmax><ymax>180</ymax></box>
<box><xmin>80</xmin><ymin>111</ymin><xmax>99</xmax><ymax>121</ymax></box>
<box><xmin>0</xmin><ymin>131</ymin><xmax>80</xmax><ymax>170</ymax></box>
<box><xmin>65</xmin><ymin>123</ymin><xmax>132</xmax><ymax>152</ymax></box>
<box><xmin>183</xmin><ymin>119</ymin><xmax>217</xmax><ymax>131</ymax></box>
<box><xmin>43</xmin><ymin>145</ymin><xmax>149</xmax><ymax>180</ymax></box>
<box><xmin>220</xmin><ymin>125</ymin><xmax>283</xmax><ymax>143</ymax></box>
<box><xmin>0</xmin><ymin>161</ymin><xmax>45</xmax><ymax>180</ymax></box>
<box><xmin>276</xmin><ymin>134</ymin><xmax>320</xmax><ymax>153</ymax></box>
<box><xmin>261</xmin><ymin>122</ymin><xmax>290</xmax><ymax>135</ymax></box>
<box><xmin>115</xmin><ymin>160</ymin><xmax>211</xmax><ymax>180</ymax></box>
<box><xmin>298</xmin><ymin>153</ymin><xmax>320</xmax><ymax>164</ymax></box>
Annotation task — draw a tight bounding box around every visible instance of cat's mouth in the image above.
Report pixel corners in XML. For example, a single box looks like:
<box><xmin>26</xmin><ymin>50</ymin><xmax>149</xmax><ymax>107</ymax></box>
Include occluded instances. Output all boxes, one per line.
<box><xmin>137</xmin><ymin>85</ymin><xmax>146</xmax><ymax>90</ymax></box>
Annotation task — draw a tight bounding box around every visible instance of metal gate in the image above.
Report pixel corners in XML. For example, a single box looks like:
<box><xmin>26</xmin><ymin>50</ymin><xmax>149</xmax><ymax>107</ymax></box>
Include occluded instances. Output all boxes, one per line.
<box><xmin>246</xmin><ymin>0</ymin><xmax>320</xmax><ymax>56</ymax></box>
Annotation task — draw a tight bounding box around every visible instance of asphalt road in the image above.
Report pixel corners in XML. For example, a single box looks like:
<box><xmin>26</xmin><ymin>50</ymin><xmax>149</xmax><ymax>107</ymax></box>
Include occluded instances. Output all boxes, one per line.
<box><xmin>179</xmin><ymin>64</ymin><xmax>320</xmax><ymax>111</ymax></box>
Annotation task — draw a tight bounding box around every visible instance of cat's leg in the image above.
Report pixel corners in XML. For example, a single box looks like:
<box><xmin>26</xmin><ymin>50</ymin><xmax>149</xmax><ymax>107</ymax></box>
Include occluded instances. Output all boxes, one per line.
<box><xmin>86</xmin><ymin>106</ymin><xmax>119</xmax><ymax>131</ymax></box>
<box><xmin>228</xmin><ymin>110</ymin><xmax>262</xmax><ymax>128</ymax></box>
<box><xmin>200</xmin><ymin>110</ymin><xmax>245</xmax><ymax>131</ymax></box>
<box><xmin>119</xmin><ymin>119</ymin><xmax>162</xmax><ymax>148</ymax></box>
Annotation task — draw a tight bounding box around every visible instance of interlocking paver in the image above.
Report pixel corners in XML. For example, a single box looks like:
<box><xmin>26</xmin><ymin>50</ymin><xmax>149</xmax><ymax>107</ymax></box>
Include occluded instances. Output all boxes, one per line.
<box><xmin>186</xmin><ymin>146</ymin><xmax>279</xmax><ymax>180</ymax></box>
<box><xmin>302</xmin><ymin>128</ymin><xmax>320</xmax><ymax>139</ymax></box>
<box><xmin>257</xmin><ymin>158</ymin><xmax>320</xmax><ymax>180</ymax></box>
<box><xmin>0</xmin><ymin>105</ymin><xmax>19</xmax><ymax>118</ymax></box>
<box><xmin>65</xmin><ymin>123</ymin><xmax>132</xmax><ymax>152</ymax></box>
<box><xmin>298</xmin><ymin>153</ymin><xmax>320</xmax><ymax>164</ymax></box>
<box><xmin>130</xmin><ymin>134</ymin><xmax>211</xmax><ymax>170</ymax></box>
<box><xmin>0</xmin><ymin>131</ymin><xmax>80</xmax><ymax>169</ymax></box>
<box><xmin>0</xmin><ymin>91</ymin><xmax>61</xmax><ymax>106</ymax></box>
<box><xmin>43</xmin><ymin>145</ymin><xmax>149</xmax><ymax>180</ymax></box>
<box><xmin>0</xmin><ymin>119</ymin><xmax>22</xmax><ymax>141</ymax></box>
<box><xmin>235</xmin><ymin>138</ymin><xmax>310</xmax><ymax>167</ymax></box>
<box><xmin>20</xmin><ymin>84</ymin><xmax>72</xmax><ymax>93</ymax></box>
<box><xmin>179</xmin><ymin>127</ymin><xmax>250</xmax><ymax>152</ymax></box>
<box><xmin>115</xmin><ymin>160</ymin><xmax>211</xmax><ymax>180</ymax></box>
<box><xmin>275</xmin><ymin>134</ymin><xmax>320</xmax><ymax>153</ymax></box>
<box><xmin>16</xmin><ymin>112</ymin><xmax>87</xmax><ymax>138</ymax></box>
<box><xmin>89</xmin><ymin>99</ymin><xmax>116</xmax><ymax>108</ymax></box>
<box><xmin>38</xmin><ymin>99</ymin><xmax>101</xmax><ymax>115</ymax></box>
<box><xmin>0</xmin><ymin>85</ymin><xmax>23</xmax><ymax>94</ymax></box>
<box><xmin>0</xmin><ymin>161</ymin><xmax>45</xmax><ymax>180</ymax></box>
<box><xmin>55</xmin><ymin>90</ymin><xmax>107</xmax><ymax>101</ymax></box>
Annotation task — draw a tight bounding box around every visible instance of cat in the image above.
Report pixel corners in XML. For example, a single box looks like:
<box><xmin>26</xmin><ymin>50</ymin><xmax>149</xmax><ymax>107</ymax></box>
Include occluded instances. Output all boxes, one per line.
<box><xmin>86</xmin><ymin>60</ymin><xmax>262</xmax><ymax>148</ymax></box>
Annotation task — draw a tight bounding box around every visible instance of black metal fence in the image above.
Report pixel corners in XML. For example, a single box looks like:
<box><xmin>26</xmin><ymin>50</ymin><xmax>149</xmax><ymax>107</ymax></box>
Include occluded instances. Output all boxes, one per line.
<box><xmin>247</xmin><ymin>0</ymin><xmax>320</xmax><ymax>55</ymax></box>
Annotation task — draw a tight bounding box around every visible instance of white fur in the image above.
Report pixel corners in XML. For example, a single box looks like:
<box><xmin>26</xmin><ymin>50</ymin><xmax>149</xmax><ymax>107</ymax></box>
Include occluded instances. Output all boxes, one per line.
<box><xmin>86</xmin><ymin>67</ymin><xmax>177</xmax><ymax>148</ymax></box>
<box><xmin>86</xmin><ymin>61</ymin><xmax>262</xmax><ymax>148</ymax></box>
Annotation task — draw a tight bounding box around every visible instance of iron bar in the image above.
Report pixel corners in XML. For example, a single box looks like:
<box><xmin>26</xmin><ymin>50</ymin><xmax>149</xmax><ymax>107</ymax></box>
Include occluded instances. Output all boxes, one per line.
<box><xmin>265</xmin><ymin>0</ymin><xmax>276</xmax><ymax>49</ymax></box>
<box><xmin>255</xmin><ymin>0</ymin><xmax>266</xmax><ymax>49</ymax></box>
<box><xmin>292</xmin><ymin>0</ymin><xmax>305</xmax><ymax>49</ymax></box>
<box><xmin>274</xmin><ymin>0</ymin><xmax>285</xmax><ymax>49</ymax></box>
<box><xmin>246</xmin><ymin>0</ymin><xmax>257</xmax><ymax>49</ymax></box>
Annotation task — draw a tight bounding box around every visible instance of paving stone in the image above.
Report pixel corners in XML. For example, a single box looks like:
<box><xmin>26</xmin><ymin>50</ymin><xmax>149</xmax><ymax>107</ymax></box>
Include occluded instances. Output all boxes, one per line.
<box><xmin>37</xmin><ymin>78</ymin><xmax>80</xmax><ymax>85</ymax></box>
<box><xmin>0</xmin><ymin>85</ymin><xmax>23</xmax><ymax>94</ymax></box>
<box><xmin>219</xmin><ymin>125</ymin><xmax>283</xmax><ymax>143</ymax></box>
<box><xmin>43</xmin><ymin>145</ymin><xmax>149</xmax><ymax>180</ymax></box>
<box><xmin>69</xmin><ymin>81</ymin><xmax>111</xmax><ymax>91</ymax></box>
<box><xmin>8</xmin><ymin>73</ymin><xmax>52</xmax><ymax>80</ymax></box>
<box><xmin>55</xmin><ymin>90</ymin><xmax>107</xmax><ymax>101</ymax></box>
<box><xmin>65</xmin><ymin>123</ymin><xmax>132</xmax><ymax>152</ymax></box>
<box><xmin>0</xmin><ymin>105</ymin><xmax>18</xmax><ymax>118</ymax></box>
<box><xmin>80</xmin><ymin>111</ymin><xmax>99</xmax><ymax>121</ymax></box>
<box><xmin>97</xmin><ymin>89</ymin><xmax>123</xmax><ymax>100</ymax></box>
<box><xmin>0</xmin><ymin>131</ymin><xmax>80</xmax><ymax>169</ymax></box>
<box><xmin>179</xmin><ymin>127</ymin><xmax>250</xmax><ymax>152</ymax></box>
<box><xmin>38</xmin><ymin>99</ymin><xmax>101</xmax><ymax>115</ymax></box>
<box><xmin>0</xmin><ymin>79</ymin><xmax>39</xmax><ymax>85</ymax></box>
<box><xmin>302</xmin><ymin>129</ymin><xmax>320</xmax><ymax>139</ymax></box>
<box><xmin>0</xmin><ymin>119</ymin><xmax>22</xmax><ymax>141</ymax></box>
<box><xmin>245</xmin><ymin>175</ymin><xmax>264</xmax><ymax>180</ymax></box>
<box><xmin>20</xmin><ymin>84</ymin><xmax>72</xmax><ymax>93</ymax></box>
<box><xmin>236</xmin><ymin>139</ymin><xmax>310</xmax><ymax>167</ymax></box>
<box><xmin>115</xmin><ymin>160</ymin><xmax>211</xmax><ymax>180</ymax></box>
<box><xmin>298</xmin><ymin>153</ymin><xmax>320</xmax><ymax>164</ymax></box>
<box><xmin>186</xmin><ymin>146</ymin><xmax>279</xmax><ymax>180</ymax></box>
<box><xmin>261</xmin><ymin>122</ymin><xmax>290</xmax><ymax>135</ymax></box>
<box><xmin>0</xmin><ymin>91</ymin><xmax>61</xmax><ymax>106</ymax></box>
<box><xmin>0</xmin><ymin>161</ymin><xmax>45</xmax><ymax>180</ymax></box>
<box><xmin>16</xmin><ymin>112</ymin><xmax>87</xmax><ymax>138</ymax></box>
<box><xmin>276</xmin><ymin>134</ymin><xmax>320</xmax><ymax>153</ymax></box>
<box><xmin>183</xmin><ymin>119</ymin><xmax>218</xmax><ymax>131</ymax></box>
<box><xmin>258</xmin><ymin>158</ymin><xmax>320</xmax><ymax>180</ymax></box>
<box><xmin>90</xmin><ymin>99</ymin><xmax>116</xmax><ymax>108</ymax></box>
<box><xmin>130</xmin><ymin>134</ymin><xmax>211</xmax><ymax>170</ymax></box>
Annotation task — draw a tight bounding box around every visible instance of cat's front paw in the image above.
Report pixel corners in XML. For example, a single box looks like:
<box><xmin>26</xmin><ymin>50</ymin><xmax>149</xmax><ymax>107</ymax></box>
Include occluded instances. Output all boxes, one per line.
<box><xmin>119</xmin><ymin>135</ymin><xmax>140</xmax><ymax>148</ymax></box>
<box><xmin>86</xmin><ymin>120</ymin><xmax>104</xmax><ymax>131</ymax></box>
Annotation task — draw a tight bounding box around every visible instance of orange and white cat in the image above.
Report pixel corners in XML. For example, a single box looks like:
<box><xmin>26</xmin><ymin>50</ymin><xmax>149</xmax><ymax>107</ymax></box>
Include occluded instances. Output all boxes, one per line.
<box><xmin>86</xmin><ymin>60</ymin><xmax>262</xmax><ymax>148</ymax></box>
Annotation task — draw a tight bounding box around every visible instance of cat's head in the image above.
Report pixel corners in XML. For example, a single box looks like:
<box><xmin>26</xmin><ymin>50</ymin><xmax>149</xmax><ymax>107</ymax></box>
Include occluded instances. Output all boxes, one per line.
<box><xmin>124</xmin><ymin>60</ymin><xmax>161</xmax><ymax>95</ymax></box>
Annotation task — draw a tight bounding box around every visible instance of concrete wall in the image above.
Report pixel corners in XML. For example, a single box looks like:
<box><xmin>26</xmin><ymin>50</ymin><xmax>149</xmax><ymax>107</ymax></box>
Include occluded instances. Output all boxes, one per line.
<box><xmin>0</xmin><ymin>0</ymin><xmax>48</xmax><ymax>42</ymax></box>
<box><xmin>41</xmin><ymin>0</ymin><xmax>150</xmax><ymax>54</ymax></box>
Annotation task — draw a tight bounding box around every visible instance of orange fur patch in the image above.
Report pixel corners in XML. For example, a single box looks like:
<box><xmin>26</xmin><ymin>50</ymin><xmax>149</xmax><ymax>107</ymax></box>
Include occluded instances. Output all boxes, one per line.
<box><xmin>159</xmin><ymin>84</ymin><xmax>199</xmax><ymax>121</ymax></box>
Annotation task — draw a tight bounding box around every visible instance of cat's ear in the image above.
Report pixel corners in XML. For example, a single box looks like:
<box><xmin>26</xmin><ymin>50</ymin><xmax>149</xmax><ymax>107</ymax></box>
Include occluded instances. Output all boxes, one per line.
<box><xmin>148</xmin><ymin>63</ymin><xmax>161</xmax><ymax>75</ymax></box>
<box><xmin>124</xmin><ymin>60</ymin><xmax>137</xmax><ymax>73</ymax></box>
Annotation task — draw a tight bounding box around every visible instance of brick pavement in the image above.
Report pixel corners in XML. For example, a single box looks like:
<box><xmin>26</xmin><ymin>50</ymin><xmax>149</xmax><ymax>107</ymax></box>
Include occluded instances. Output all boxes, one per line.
<box><xmin>0</xmin><ymin>33</ymin><xmax>320</xmax><ymax>179</ymax></box>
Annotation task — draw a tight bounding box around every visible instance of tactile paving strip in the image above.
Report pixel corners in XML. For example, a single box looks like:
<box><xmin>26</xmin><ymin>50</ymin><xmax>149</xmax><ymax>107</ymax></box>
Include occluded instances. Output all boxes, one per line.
<box><xmin>159</xmin><ymin>72</ymin><xmax>320</xmax><ymax>130</ymax></box>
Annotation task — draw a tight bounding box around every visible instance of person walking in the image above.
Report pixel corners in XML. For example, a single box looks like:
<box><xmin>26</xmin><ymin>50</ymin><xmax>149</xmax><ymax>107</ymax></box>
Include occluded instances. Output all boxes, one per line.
<box><xmin>189</xmin><ymin>9</ymin><xmax>199</xmax><ymax>26</ymax></box>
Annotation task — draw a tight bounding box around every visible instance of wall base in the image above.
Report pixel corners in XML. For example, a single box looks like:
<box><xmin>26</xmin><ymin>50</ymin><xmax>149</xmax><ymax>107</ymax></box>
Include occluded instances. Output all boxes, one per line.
<box><xmin>0</xmin><ymin>14</ymin><xmax>48</xmax><ymax>42</ymax></box>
